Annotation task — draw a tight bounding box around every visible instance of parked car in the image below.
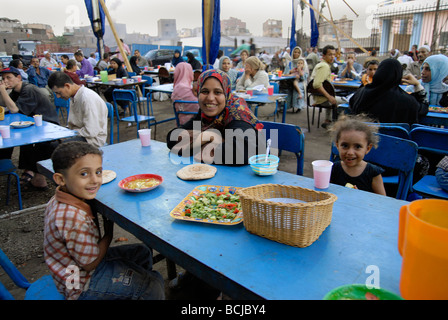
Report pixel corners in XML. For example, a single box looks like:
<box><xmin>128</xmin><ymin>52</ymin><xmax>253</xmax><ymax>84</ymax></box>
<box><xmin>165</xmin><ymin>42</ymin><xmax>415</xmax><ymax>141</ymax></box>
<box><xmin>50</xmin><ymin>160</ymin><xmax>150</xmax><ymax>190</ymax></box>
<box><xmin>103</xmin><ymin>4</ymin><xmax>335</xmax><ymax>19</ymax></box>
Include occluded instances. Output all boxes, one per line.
<box><xmin>144</xmin><ymin>49</ymin><xmax>174</xmax><ymax>67</ymax></box>
<box><xmin>52</xmin><ymin>52</ymin><xmax>75</xmax><ymax>67</ymax></box>
<box><xmin>183</xmin><ymin>48</ymin><xmax>203</xmax><ymax>64</ymax></box>
<box><xmin>0</xmin><ymin>56</ymin><xmax>13</xmax><ymax>68</ymax></box>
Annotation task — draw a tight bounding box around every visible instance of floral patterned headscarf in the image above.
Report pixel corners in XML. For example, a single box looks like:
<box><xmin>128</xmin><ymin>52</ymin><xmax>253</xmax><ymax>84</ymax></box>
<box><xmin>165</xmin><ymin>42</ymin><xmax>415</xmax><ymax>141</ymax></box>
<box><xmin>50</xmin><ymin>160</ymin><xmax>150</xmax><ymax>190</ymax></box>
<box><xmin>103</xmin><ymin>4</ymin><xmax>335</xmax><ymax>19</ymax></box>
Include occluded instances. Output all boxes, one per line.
<box><xmin>196</xmin><ymin>69</ymin><xmax>261</xmax><ymax>131</ymax></box>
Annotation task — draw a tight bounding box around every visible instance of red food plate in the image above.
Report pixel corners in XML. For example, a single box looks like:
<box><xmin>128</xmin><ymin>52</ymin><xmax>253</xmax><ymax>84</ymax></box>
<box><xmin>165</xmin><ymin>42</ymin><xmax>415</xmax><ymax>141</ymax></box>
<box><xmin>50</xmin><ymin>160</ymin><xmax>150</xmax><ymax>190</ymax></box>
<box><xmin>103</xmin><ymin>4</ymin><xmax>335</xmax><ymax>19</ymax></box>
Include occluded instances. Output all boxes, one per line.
<box><xmin>118</xmin><ymin>174</ymin><xmax>163</xmax><ymax>192</ymax></box>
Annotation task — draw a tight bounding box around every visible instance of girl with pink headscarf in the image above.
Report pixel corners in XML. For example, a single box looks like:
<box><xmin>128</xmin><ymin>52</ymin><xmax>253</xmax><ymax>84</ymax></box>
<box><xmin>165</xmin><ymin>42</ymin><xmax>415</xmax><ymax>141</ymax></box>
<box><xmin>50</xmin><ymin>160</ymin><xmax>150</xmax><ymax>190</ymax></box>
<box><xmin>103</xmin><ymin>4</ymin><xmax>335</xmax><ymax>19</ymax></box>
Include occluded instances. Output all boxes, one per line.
<box><xmin>171</xmin><ymin>62</ymin><xmax>199</xmax><ymax>125</ymax></box>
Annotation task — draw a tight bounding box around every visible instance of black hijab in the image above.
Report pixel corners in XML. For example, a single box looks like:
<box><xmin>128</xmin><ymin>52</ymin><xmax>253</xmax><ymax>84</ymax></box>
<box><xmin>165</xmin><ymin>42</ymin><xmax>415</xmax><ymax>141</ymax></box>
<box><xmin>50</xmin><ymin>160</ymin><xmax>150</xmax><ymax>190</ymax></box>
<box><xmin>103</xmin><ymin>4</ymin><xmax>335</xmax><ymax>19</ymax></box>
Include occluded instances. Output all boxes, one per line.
<box><xmin>109</xmin><ymin>57</ymin><xmax>128</xmax><ymax>78</ymax></box>
<box><xmin>349</xmin><ymin>58</ymin><xmax>424</xmax><ymax>125</ymax></box>
<box><xmin>129</xmin><ymin>56</ymin><xmax>141</xmax><ymax>74</ymax></box>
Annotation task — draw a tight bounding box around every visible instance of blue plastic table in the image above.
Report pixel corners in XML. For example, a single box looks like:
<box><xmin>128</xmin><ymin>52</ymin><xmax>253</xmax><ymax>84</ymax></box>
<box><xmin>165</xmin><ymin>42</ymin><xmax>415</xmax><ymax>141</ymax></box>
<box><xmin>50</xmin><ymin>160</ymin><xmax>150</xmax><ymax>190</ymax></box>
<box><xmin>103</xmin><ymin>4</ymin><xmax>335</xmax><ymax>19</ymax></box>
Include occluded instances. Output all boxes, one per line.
<box><xmin>245</xmin><ymin>93</ymin><xmax>288</xmax><ymax>123</ymax></box>
<box><xmin>0</xmin><ymin>113</ymin><xmax>78</xmax><ymax>149</ymax></box>
<box><xmin>38</xmin><ymin>139</ymin><xmax>406</xmax><ymax>300</ymax></box>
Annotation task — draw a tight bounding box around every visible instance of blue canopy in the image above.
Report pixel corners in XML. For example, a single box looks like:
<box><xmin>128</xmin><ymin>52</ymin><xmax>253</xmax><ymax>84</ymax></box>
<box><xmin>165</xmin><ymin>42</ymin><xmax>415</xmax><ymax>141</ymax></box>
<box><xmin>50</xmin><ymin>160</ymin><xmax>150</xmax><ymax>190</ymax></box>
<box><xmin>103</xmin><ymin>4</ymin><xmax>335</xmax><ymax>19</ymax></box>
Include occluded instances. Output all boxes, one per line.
<box><xmin>84</xmin><ymin>0</ymin><xmax>106</xmax><ymax>56</ymax></box>
<box><xmin>290</xmin><ymin>0</ymin><xmax>298</xmax><ymax>49</ymax></box>
<box><xmin>202</xmin><ymin>0</ymin><xmax>221</xmax><ymax>70</ymax></box>
<box><xmin>309</xmin><ymin>0</ymin><xmax>319</xmax><ymax>48</ymax></box>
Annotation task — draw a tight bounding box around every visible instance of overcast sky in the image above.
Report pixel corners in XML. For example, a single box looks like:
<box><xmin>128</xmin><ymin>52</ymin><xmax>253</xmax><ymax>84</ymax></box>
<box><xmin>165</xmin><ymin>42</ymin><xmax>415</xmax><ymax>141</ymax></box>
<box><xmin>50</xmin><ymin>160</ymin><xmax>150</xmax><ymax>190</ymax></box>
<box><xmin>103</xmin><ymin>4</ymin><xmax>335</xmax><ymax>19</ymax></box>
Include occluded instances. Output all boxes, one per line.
<box><xmin>2</xmin><ymin>0</ymin><xmax>385</xmax><ymax>38</ymax></box>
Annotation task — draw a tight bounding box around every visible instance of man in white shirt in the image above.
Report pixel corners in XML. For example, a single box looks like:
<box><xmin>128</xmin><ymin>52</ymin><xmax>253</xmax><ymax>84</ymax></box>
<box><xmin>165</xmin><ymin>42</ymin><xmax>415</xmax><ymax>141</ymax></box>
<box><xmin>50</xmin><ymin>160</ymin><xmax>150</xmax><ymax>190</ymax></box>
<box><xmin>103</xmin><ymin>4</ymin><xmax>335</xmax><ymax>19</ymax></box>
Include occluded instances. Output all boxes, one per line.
<box><xmin>47</xmin><ymin>71</ymin><xmax>108</xmax><ymax>148</ymax></box>
<box><xmin>87</xmin><ymin>53</ymin><xmax>98</xmax><ymax>68</ymax></box>
<box><xmin>40</xmin><ymin>51</ymin><xmax>60</xmax><ymax>69</ymax></box>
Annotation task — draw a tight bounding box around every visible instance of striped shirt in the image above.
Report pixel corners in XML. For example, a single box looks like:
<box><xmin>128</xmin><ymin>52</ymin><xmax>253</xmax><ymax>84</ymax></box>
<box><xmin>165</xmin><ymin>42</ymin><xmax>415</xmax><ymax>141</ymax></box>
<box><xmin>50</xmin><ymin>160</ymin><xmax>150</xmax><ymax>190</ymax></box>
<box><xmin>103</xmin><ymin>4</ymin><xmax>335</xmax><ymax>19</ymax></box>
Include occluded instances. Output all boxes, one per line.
<box><xmin>43</xmin><ymin>187</ymin><xmax>100</xmax><ymax>300</ymax></box>
<box><xmin>437</xmin><ymin>156</ymin><xmax>448</xmax><ymax>171</ymax></box>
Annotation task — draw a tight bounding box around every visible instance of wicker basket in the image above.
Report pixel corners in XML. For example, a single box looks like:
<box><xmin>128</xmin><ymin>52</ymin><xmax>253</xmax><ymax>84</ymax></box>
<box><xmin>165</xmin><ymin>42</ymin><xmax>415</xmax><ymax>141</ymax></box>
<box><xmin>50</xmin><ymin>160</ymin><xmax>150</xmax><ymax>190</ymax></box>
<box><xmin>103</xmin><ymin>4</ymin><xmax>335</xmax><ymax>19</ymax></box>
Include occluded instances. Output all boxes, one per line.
<box><xmin>237</xmin><ymin>184</ymin><xmax>337</xmax><ymax>247</ymax></box>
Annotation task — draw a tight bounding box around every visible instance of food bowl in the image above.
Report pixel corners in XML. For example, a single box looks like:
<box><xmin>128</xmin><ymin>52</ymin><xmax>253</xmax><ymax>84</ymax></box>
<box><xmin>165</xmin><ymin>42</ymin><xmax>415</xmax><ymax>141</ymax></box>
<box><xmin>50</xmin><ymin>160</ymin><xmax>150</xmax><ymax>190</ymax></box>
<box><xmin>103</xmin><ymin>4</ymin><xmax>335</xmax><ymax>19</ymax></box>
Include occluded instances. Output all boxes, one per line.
<box><xmin>323</xmin><ymin>284</ymin><xmax>403</xmax><ymax>300</ymax></box>
<box><xmin>118</xmin><ymin>174</ymin><xmax>163</xmax><ymax>192</ymax></box>
<box><xmin>249</xmin><ymin>154</ymin><xmax>279</xmax><ymax>176</ymax></box>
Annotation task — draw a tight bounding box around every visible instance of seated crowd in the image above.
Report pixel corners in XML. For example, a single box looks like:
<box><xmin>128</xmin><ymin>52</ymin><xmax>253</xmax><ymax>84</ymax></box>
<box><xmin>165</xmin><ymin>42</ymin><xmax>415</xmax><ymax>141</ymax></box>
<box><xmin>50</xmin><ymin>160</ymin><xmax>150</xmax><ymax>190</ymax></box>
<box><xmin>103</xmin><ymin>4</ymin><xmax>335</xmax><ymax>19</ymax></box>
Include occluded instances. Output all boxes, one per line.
<box><xmin>0</xmin><ymin>44</ymin><xmax>447</xmax><ymax>301</ymax></box>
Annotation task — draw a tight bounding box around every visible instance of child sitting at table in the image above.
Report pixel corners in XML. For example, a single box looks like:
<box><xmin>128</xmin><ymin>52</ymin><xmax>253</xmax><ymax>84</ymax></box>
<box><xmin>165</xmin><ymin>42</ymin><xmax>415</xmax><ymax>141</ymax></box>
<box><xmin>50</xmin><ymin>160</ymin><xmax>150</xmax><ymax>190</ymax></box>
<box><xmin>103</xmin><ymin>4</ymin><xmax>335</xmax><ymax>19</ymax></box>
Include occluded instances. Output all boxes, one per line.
<box><xmin>329</xmin><ymin>115</ymin><xmax>387</xmax><ymax>196</ymax></box>
<box><xmin>43</xmin><ymin>141</ymin><xmax>165</xmax><ymax>300</ymax></box>
<box><xmin>361</xmin><ymin>60</ymin><xmax>379</xmax><ymax>86</ymax></box>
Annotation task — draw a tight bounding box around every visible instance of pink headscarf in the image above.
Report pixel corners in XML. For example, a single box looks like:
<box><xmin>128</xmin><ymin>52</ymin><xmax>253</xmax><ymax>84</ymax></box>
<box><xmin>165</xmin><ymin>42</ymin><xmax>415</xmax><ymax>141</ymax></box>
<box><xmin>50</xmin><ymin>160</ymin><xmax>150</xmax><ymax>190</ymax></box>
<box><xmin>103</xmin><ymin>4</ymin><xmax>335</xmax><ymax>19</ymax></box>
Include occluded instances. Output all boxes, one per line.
<box><xmin>172</xmin><ymin>62</ymin><xmax>199</xmax><ymax>125</ymax></box>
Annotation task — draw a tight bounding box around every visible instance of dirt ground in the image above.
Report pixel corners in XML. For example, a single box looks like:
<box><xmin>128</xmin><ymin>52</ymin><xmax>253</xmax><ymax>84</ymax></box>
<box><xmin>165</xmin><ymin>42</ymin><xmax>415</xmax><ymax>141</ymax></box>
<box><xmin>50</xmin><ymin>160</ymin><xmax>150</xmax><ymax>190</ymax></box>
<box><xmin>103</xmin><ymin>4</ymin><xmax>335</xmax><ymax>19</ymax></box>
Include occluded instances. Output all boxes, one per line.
<box><xmin>0</xmin><ymin>96</ymin><xmax>332</xmax><ymax>300</ymax></box>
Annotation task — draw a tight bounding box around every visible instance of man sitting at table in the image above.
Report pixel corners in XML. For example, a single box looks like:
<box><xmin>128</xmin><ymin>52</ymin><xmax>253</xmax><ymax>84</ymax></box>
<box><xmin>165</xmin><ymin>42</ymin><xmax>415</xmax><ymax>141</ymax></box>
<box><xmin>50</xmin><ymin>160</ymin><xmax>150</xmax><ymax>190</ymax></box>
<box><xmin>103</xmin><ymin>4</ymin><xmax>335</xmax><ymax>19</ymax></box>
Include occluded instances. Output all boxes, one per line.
<box><xmin>74</xmin><ymin>51</ymin><xmax>95</xmax><ymax>78</ymax></box>
<box><xmin>134</xmin><ymin>49</ymin><xmax>150</xmax><ymax>68</ymax></box>
<box><xmin>40</xmin><ymin>51</ymin><xmax>60</xmax><ymax>69</ymax></box>
<box><xmin>0</xmin><ymin>66</ymin><xmax>60</xmax><ymax>191</ymax></box>
<box><xmin>309</xmin><ymin>45</ymin><xmax>338</xmax><ymax>129</ymax></box>
<box><xmin>338</xmin><ymin>52</ymin><xmax>362</xmax><ymax>80</ymax></box>
<box><xmin>48</xmin><ymin>71</ymin><xmax>108</xmax><ymax>148</ymax></box>
<box><xmin>27</xmin><ymin>57</ymin><xmax>51</xmax><ymax>88</ymax></box>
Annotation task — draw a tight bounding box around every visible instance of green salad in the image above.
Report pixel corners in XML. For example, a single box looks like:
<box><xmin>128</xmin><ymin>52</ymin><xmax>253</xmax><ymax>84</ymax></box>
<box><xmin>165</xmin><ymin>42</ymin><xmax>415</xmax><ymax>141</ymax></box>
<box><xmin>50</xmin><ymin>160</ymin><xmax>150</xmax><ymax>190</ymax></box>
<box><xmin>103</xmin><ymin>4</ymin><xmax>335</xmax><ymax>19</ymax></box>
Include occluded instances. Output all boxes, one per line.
<box><xmin>184</xmin><ymin>192</ymin><xmax>241</xmax><ymax>221</ymax></box>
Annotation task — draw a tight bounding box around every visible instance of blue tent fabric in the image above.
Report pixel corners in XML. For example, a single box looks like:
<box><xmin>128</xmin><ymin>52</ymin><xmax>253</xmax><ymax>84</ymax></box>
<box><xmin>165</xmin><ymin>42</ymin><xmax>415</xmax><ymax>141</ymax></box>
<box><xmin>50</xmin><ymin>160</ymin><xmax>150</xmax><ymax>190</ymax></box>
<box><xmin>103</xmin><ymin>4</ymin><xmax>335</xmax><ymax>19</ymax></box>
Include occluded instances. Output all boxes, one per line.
<box><xmin>290</xmin><ymin>0</ymin><xmax>297</xmax><ymax>50</ymax></box>
<box><xmin>309</xmin><ymin>0</ymin><xmax>319</xmax><ymax>48</ymax></box>
<box><xmin>202</xmin><ymin>0</ymin><xmax>221</xmax><ymax>70</ymax></box>
<box><xmin>85</xmin><ymin>0</ymin><xmax>106</xmax><ymax>54</ymax></box>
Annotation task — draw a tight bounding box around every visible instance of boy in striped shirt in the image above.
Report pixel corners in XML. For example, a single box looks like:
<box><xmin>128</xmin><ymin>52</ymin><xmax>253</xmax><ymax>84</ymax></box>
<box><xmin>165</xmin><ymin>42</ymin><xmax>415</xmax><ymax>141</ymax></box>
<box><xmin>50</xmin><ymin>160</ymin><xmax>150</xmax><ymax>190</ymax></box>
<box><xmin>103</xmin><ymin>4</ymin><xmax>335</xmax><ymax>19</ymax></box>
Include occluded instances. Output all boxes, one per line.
<box><xmin>43</xmin><ymin>141</ymin><xmax>165</xmax><ymax>300</ymax></box>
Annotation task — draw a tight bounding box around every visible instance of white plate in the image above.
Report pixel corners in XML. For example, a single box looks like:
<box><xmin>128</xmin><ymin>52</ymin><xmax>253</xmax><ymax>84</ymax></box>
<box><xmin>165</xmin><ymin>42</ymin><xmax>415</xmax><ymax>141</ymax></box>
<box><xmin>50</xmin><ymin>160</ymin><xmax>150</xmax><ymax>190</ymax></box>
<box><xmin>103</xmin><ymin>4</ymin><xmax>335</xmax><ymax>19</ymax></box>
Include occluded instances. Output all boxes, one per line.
<box><xmin>10</xmin><ymin>121</ymin><xmax>34</xmax><ymax>128</ymax></box>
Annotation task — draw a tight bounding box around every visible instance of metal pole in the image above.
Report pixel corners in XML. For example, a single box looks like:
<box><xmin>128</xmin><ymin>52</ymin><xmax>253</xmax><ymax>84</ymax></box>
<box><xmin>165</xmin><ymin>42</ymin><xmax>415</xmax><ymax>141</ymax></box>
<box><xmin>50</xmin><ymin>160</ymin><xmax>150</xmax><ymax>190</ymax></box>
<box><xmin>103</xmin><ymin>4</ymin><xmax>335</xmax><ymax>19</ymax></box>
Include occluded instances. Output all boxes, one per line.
<box><xmin>431</xmin><ymin>0</ymin><xmax>441</xmax><ymax>52</ymax></box>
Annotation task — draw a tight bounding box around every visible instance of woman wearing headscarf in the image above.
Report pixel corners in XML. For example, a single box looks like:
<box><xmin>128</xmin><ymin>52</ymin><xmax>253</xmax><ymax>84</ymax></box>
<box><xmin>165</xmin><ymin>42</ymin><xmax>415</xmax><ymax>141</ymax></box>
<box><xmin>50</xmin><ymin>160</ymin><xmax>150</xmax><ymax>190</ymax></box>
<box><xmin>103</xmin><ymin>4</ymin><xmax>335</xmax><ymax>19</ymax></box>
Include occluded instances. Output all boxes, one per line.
<box><xmin>171</xmin><ymin>49</ymin><xmax>184</xmax><ymax>67</ymax></box>
<box><xmin>104</xmin><ymin>57</ymin><xmax>129</xmax><ymax>111</ymax></box>
<box><xmin>235</xmin><ymin>56</ymin><xmax>270</xmax><ymax>91</ymax></box>
<box><xmin>129</xmin><ymin>56</ymin><xmax>144</xmax><ymax>75</ymax></box>
<box><xmin>186</xmin><ymin>52</ymin><xmax>202</xmax><ymax>71</ymax></box>
<box><xmin>419</xmin><ymin>54</ymin><xmax>448</xmax><ymax>107</ymax></box>
<box><xmin>167</xmin><ymin>69</ymin><xmax>263</xmax><ymax>165</ymax></box>
<box><xmin>108</xmin><ymin>57</ymin><xmax>128</xmax><ymax>78</ymax></box>
<box><xmin>349</xmin><ymin>58</ymin><xmax>428</xmax><ymax>125</ymax></box>
<box><xmin>284</xmin><ymin>46</ymin><xmax>309</xmax><ymax>111</ymax></box>
<box><xmin>171</xmin><ymin>62</ymin><xmax>199</xmax><ymax>125</ymax></box>
<box><xmin>218</xmin><ymin>56</ymin><xmax>238</xmax><ymax>90</ymax></box>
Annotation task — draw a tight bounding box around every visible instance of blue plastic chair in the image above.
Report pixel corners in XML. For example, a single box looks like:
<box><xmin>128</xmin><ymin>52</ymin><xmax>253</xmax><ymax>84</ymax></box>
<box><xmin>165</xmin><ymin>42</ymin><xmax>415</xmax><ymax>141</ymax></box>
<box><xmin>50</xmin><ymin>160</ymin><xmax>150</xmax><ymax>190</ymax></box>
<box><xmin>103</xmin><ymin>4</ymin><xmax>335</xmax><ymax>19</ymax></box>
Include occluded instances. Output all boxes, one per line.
<box><xmin>0</xmin><ymin>159</ymin><xmax>22</xmax><ymax>210</ymax></box>
<box><xmin>127</xmin><ymin>72</ymin><xmax>136</xmax><ymax>77</ymax></box>
<box><xmin>172</xmin><ymin>100</ymin><xmax>199</xmax><ymax>127</ymax></box>
<box><xmin>260</xmin><ymin>121</ymin><xmax>305</xmax><ymax>175</ymax></box>
<box><xmin>269</xmin><ymin>82</ymin><xmax>279</xmax><ymax>94</ymax></box>
<box><xmin>112</xmin><ymin>89</ymin><xmax>156</xmax><ymax>142</ymax></box>
<box><xmin>53</xmin><ymin>93</ymin><xmax>70</xmax><ymax>125</ymax></box>
<box><xmin>0</xmin><ymin>248</ymin><xmax>63</xmax><ymax>300</ymax></box>
<box><xmin>105</xmin><ymin>102</ymin><xmax>115</xmax><ymax>145</ymax></box>
<box><xmin>410</xmin><ymin>126</ymin><xmax>448</xmax><ymax>199</ymax></box>
<box><xmin>330</xmin><ymin>133</ymin><xmax>418</xmax><ymax>200</ymax></box>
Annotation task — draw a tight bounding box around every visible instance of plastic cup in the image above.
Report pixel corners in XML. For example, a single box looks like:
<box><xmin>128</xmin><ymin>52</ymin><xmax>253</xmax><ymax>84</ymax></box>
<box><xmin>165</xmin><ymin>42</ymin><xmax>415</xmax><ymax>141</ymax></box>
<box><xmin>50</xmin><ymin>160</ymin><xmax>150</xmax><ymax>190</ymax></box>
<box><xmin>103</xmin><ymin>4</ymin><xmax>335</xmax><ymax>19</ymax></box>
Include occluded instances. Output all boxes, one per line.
<box><xmin>122</xmin><ymin>77</ymin><xmax>127</xmax><ymax>84</ymax></box>
<box><xmin>100</xmin><ymin>70</ymin><xmax>108</xmax><ymax>83</ymax></box>
<box><xmin>247</xmin><ymin>89</ymin><xmax>253</xmax><ymax>96</ymax></box>
<box><xmin>277</xmin><ymin>70</ymin><xmax>283</xmax><ymax>77</ymax></box>
<box><xmin>138</xmin><ymin>129</ymin><xmax>151</xmax><ymax>147</ymax></box>
<box><xmin>312</xmin><ymin>160</ymin><xmax>333</xmax><ymax>189</ymax></box>
<box><xmin>0</xmin><ymin>125</ymin><xmax>10</xmax><ymax>138</ymax></box>
<box><xmin>33</xmin><ymin>114</ymin><xmax>42</xmax><ymax>126</ymax></box>
<box><xmin>267</xmin><ymin>85</ymin><xmax>274</xmax><ymax>95</ymax></box>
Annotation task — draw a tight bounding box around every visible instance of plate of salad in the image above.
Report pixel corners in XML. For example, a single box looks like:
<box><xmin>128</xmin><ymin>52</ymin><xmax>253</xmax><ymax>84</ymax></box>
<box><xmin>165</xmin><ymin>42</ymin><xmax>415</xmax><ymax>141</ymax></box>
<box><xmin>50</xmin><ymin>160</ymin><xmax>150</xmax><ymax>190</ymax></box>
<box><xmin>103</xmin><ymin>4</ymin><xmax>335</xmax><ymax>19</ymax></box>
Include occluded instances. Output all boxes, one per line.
<box><xmin>170</xmin><ymin>185</ymin><xmax>243</xmax><ymax>225</ymax></box>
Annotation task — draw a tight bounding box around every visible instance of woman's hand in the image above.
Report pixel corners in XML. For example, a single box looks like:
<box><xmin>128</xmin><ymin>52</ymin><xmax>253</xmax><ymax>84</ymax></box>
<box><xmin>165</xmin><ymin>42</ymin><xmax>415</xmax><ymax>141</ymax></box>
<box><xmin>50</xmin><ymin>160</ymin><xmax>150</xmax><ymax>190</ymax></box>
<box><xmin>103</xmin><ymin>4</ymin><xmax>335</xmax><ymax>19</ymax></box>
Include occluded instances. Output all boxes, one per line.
<box><xmin>193</xmin><ymin>131</ymin><xmax>223</xmax><ymax>163</ymax></box>
<box><xmin>402</xmin><ymin>74</ymin><xmax>419</xmax><ymax>86</ymax></box>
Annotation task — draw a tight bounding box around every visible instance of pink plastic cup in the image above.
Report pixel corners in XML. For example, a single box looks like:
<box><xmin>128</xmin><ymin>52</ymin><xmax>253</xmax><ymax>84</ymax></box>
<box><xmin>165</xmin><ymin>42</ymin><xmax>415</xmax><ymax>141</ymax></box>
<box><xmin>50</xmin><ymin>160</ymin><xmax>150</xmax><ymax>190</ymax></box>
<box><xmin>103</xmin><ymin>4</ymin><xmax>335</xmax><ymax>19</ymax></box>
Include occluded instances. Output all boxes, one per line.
<box><xmin>267</xmin><ymin>85</ymin><xmax>274</xmax><ymax>95</ymax></box>
<box><xmin>312</xmin><ymin>160</ymin><xmax>333</xmax><ymax>189</ymax></box>
<box><xmin>0</xmin><ymin>125</ymin><xmax>10</xmax><ymax>138</ymax></box>
<box><xmin>138</xmin><ymin>129</ymin><xmax>151</xmax><ymax>147</ymax></box>
<box><xmin>122</xmin><ymin>77</ymin><xmax>127</xmax><ymax>84</ymax></box>
<box><xmin>247</xmin><ymin>89</ymin><xmax>253</xmax><ymax>96</ymax></box>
